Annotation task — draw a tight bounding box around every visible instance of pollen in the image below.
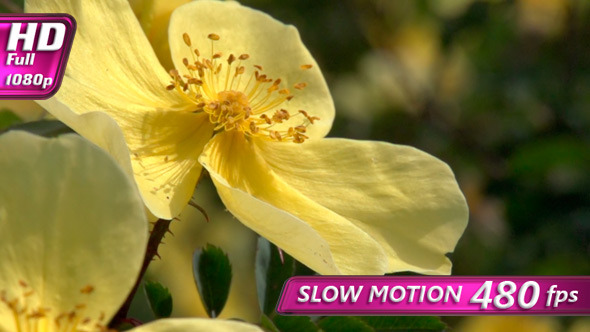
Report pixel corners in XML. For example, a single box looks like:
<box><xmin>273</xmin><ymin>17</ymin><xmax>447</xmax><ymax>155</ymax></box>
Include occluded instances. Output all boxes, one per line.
<box><xmin>1</xmin><ymin>281</ymin><xmax>108</xmax><ymax>332</ymax></box>
<box><xmin>167</xmin><ymin>32</ymin><xmax>320</xmax><ymax>143</ymax></box>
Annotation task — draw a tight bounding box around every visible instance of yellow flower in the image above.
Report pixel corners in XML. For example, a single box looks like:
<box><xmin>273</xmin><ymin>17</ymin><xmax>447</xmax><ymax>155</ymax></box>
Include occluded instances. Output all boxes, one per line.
<box><xmin>0</xmin><ymin>131</ymin><xmax>262</xmax><ymax>332</ymax></box>
<box><xmin>26</xmin><ymin>0</ymin><xmax>468</xmax><ymax>275</ymax></box>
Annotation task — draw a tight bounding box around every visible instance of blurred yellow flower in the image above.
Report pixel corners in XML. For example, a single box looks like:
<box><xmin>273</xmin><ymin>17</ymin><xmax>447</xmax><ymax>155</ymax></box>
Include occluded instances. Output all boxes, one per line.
<box><xmin>0</xmin><ymin>131</ymin><xmax>261</xmax><ymax>331</ymax></box>
<box><xmin>26</xmin><ymin>0</ymin><xmax>468</xmax><ymax>275</ymax></box>
<box><xmin>568</xmin><ymin>318</ymin><xmax>590</xmax><ymax>332</ymax></box>
<box><xmin>517</xmin><ymin>0</ymin><xmax>569</xmax><ymax>37</ymax></box>
<box><xmin>457</xmin><ymin>316</ymin><xmax>560</xmax><ymax>332</ymax></box>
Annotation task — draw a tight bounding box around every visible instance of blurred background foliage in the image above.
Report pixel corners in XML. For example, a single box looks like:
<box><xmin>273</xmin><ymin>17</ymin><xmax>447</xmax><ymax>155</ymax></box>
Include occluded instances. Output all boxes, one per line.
<box><xmin>1</xmin><ymin>0</ymin><xmax>589</xmax><ymax>331</ymax></box>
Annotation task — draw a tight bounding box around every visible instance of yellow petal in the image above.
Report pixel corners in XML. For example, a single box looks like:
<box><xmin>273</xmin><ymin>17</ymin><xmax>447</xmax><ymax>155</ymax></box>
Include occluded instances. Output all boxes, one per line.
<box><xmin>168</xmin><ymin>0</ymin><xmax>334</xmax><ymax>140</ymax></box>
<box><xmin>199</xmin><ymin>131</ymin><xmax>388</xmax><ymax>275</ymax></box>
<box><xmin>0</xmin><ymin>132</ymin><xmax>147</xmax><ymax>329</ymax></box>
<box><xmin>130</xmin><ymin>0</ymin><xmax>191</xmax><ymax>69</ymax></box>
<box><xmin>130</xmin><ymin>318</ymin><xmax>263</xmax><ymax>332</ymax></box>
<box><xmin>26</xmin><ymin>0</ymin><xmax>214</xmax><ymax>219</ymax></box>
<box><xmin>256</xmin><ymin>138</ymin><xmax>469</xmax><ymax>275</ymax></box>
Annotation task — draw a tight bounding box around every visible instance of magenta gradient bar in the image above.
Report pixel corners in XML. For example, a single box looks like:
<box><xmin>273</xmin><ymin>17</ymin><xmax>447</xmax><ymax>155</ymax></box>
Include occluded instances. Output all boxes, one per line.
<box><xmin>276</xmin><ymin>276</ymin><xmax>590</xmax><ymax>315</ymax></box>
<box><xmin>0</xmin><ymin>14</ymin><xmax>76</xmax><ymax>99</ymax></box>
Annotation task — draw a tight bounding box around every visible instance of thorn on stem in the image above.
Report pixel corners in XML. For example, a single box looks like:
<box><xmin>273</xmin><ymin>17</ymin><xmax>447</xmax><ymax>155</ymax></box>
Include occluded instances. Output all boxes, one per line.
<box><xmin>277</xmin><ymin>247</ymin><xmax>285</xmax><ymax>264</ymax></box>
<box><xmin>188</xmin><ymin>200</ymin><xmax>211</xmax><ymax>223</ymax></box>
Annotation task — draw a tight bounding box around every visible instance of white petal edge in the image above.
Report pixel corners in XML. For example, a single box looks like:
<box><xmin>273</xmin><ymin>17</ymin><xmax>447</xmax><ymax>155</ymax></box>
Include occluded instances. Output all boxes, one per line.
<box><xmin>130</xmin><ymin>318</ymin><xmax>263</xmax><ymax>332</ymax></box>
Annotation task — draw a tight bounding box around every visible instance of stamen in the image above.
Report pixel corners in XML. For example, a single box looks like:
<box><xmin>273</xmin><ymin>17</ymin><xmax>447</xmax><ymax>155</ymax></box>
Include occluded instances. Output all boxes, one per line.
<box><xmin>1</xmin><ymin>282</ymin><xmax>107</xmax><ymax>332</ymax></box>
<box><xmin>183</xmin><ymin>33</ymin><xmax>191</xmax><ymax>46</ymax></box>
<box><xmin>294</xmin><ymin>82</ymin><xmax>307</xmax><ymax>90</ymax></box>
<box><xmin>166</xmin><ymin>32</ymin><xmax>321</xmax><ymax>143</ymax></box>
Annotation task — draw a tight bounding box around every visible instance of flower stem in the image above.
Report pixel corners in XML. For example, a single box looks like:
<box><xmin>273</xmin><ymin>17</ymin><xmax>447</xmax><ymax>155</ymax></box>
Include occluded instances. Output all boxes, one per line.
<box><xmin>109</xmin><ymin>218</ymin><xmax>172</xmax><ymax>327</ymax></box>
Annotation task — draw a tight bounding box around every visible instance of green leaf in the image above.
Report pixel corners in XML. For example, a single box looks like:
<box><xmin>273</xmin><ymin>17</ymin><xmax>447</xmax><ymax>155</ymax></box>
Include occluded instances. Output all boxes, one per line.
<box><xmin>0</xmin><ymin>110</ymin><xmax>22</xmax><ymax>130</ymax></box>
<box><xmin>1</xmin><ymin>119</ymin><xmax>73</xmax><ymax>137</ymax></box>
<box><xmin>143</xmin><ymin>280</ymin><xmax>173</xmax><ymax>318</ymax></box>
<box><xmin>193</xmin><ymin>244</ymin><xmax>233</xmax><ymax>318</ymax></box>
<box><xmin>260</xmin><ymin>314</ymin><xmax>281</xmax><ymax>332</ymax></box>
<box><xmin>272</xmin><ymin>315</ymin><xmax>320</xmax><ymax>332</ymax></box>
<box><xmin>256</xmin><ymin>238</ymin><xmax>297</xmax><ymax>315</ymax></box>
<box><xmin>359</xmin><ymin>316</ymin><xmax>447</xmax><ymax>331</ymax></box>
<box><xmin>318</xmin><ymin>317</ymin><xmax>374</xmax><ymax>332</ymax></box>
<box><xmin>256</xmin><ymin>238</ymin><xmax>317</xmax><ymax>317</ymax></box>
<box><xmin>256</xmin><ymin>237</ymin><xmax>272</xmax><ymax>313</ymax></box>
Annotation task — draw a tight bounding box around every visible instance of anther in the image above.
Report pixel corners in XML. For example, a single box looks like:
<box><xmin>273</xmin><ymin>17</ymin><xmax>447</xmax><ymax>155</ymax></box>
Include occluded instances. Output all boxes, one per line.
<box><xmin>249</xmin><ymin>121</ymin><xmax>259</xmax><ymax>133</ymax></box>
<box><xmin>80</xmin><ymin>285</ymin><xmax>94</xmax><ymax>294</ymax></box>
<box><xmin>295</xmin><ymin>125</ymin><xmax>307</xmax><ymax>133</ymax></box>
<box><xmin>269</xmin><ymin>130</ymin><xmax>282</xmax><ymax>141</ymax></box>
<box><xmin>239</xmin><ymin>54</ymin><xmax>250</xmax><ymax>60</ymax></box>
<box><xmin>294</xmin><ymin>82</ymin><xmax>307</xmax><ymax>90</ymax></box>
<box><xmin>301</xmin><ymin>64</ymin><xmax>313</xmax><ymax>70</ymax></box>
<box><xmin>208</xmin><ymin>33</ymin><xmax>220</xmax><ymax>41</ymax></box>
<box><xmin>183</xmin><ymin>33</ymin><xmax>191</xmax><ymax>46</ymax></box>
<box><xmin>260</xmin><ymin>114</ymin><xmax>272</xmax><ymax>124</ymax></box>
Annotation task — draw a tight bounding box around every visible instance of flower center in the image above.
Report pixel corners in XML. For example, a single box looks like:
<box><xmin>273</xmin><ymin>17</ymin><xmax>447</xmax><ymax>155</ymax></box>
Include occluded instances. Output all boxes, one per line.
<box><xmin>208</xmin><ymin>90</ymin><xmax>251</xmax><ymax>129</ymax></box>
<box><xmin>166</xmin><ymin>33</ymin><xmax>320</xmax><ymax>143</ymax></box>
<box><xmin>1</xmin><ymin>280</ymin><xmax>106</xmax><ymax>332</ymax></box>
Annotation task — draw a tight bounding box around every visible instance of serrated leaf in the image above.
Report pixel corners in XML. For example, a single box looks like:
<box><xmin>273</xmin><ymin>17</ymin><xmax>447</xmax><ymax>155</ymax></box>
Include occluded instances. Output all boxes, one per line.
<box><xmin>256</xmin><ymin>238</ymin><xmax>296</xmax><ymax>315</ymax></box>
<box><xmin>143</xmin><ymin>280</ymin><xmax>173</xmax><ymax>318</ymax></box>
<box><xmin>318</xmin><ymin>316</ymin><xmax>374</xmax><ymax>332</ymax></box>
<box><xmin>193</xmin><ymin>244</ymin><xmax>232</xmax><ymax>318</ymax></box>
<box><xmin>359</xmin><ymin>316</ymin><xmax>447</xmax><ymax>331</ymax></box>
<box><xmin>256</xmin><ymin>238</ymin><xmax>317</xmax><ymax>317</ymax></box>
<box><xmin>256</xmin><ymin>237</ymin><xmax>272</xmax><ymax>313</ymax></box>
<box><xmin>272</xmin><ymin>315</ymin><xmax>320</xmax><ymax>332</ymax></box>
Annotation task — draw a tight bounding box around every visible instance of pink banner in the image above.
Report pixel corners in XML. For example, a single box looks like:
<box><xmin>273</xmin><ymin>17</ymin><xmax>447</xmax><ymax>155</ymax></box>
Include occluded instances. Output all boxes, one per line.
<box><xmin>0</xmin><ymin>14</ymin><xmax>76</xmax><ymax>99</ymax></box>
<box><xmin>276</xmin><ymin>276</ymin><xmax>590</xmax><ymax>315</ymax></box>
